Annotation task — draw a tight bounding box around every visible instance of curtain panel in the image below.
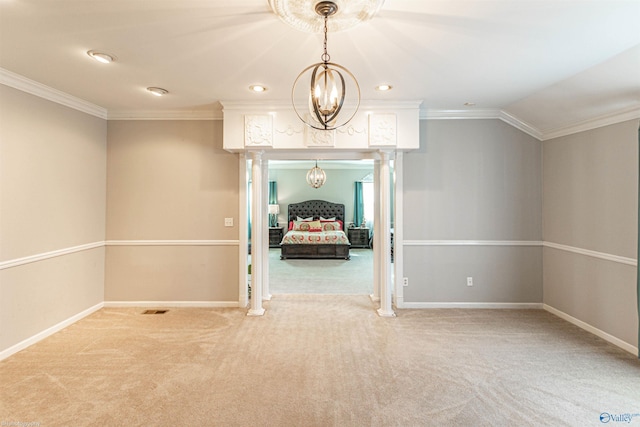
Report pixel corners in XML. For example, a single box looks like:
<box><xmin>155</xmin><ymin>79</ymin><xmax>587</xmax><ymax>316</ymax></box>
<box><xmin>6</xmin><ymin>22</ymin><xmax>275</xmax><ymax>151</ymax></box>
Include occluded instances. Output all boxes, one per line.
<box><xmin>354</xmin><ymin>181</ymin><xmax>364</xmax><ymax>228</ymax></box>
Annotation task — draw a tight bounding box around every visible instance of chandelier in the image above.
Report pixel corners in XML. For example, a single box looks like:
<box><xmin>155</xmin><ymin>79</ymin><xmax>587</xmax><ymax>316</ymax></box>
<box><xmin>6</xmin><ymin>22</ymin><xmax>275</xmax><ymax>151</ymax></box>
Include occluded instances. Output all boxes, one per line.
<box><xmin>306</xmin><ymin>161</ymin><xmax>327</xmax><ymax>189</ymax></box>
<box><xmin>291</xmin><ymin>1</ymin><xmax>360</xmax><ymax>130</ymax></box>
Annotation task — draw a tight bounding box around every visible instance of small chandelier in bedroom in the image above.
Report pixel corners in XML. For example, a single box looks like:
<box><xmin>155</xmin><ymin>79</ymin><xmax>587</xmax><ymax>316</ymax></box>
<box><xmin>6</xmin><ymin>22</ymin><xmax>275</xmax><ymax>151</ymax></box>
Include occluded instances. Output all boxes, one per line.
<box><xmin>306</xmin><ymin>160</ymin><xmax>327</xmax><ymax>189</ymax></box>
<box><xmin>285</xmin><ymin>1</ymin><xmax>363</xmax><ymax>131</ymax></box>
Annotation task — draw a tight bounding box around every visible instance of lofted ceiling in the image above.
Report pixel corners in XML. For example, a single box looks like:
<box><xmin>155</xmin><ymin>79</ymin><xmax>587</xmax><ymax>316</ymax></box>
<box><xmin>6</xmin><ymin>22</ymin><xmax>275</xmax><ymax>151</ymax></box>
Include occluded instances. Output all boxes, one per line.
<box><xmin>1</xmin><ymin>0</ymin><xmax>639</xmax><ymax>139</ymax></box>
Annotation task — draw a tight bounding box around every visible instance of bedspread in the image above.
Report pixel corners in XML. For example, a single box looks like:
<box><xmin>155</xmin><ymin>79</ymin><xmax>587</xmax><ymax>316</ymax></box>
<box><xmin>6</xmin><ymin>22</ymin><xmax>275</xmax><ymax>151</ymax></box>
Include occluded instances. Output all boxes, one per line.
<box><xmin>281</xmin><ymin>230</ymin><xmax>350</xmax><ymax>245</ymax></box>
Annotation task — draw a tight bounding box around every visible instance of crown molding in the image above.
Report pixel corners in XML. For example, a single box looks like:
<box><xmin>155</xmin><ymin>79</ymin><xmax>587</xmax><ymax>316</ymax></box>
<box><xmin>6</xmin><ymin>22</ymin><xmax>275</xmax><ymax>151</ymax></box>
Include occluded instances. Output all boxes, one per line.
<box><xmin>2</xmin><ymin>67</ymin><xmax>636</xmax><ymax>137</ymax></box>
<box><xmin>539</xmin><ymin>105</ymin><xmax>640</xmax><ymax>141</ymax></box>
<box><xmin>420</xmin><ymin>108</ymin><xmax>544</xmax><ymax>140</ymax></box>
<box><xmin>107</xmin><ymin>110</ymin><xmax>222</xmax><ymax>120</ymax></box>
<box><xmin>0</xmin><ymin>67</ymin><xmax>107</xmax><ymax>119</ymax></box>
<box><xmin>420</xmin><ymin>108</ymin><xmax>501</xmax><ymax>120</ymax></box>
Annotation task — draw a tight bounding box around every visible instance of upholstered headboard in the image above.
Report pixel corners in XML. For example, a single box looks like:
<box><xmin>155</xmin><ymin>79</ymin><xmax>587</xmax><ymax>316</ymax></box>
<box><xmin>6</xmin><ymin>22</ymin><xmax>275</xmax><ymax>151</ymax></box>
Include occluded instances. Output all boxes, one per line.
<box><xmin>287</xmin><ymin>200</ymin><xmax>346</xmax><ymax>230</ymax></box>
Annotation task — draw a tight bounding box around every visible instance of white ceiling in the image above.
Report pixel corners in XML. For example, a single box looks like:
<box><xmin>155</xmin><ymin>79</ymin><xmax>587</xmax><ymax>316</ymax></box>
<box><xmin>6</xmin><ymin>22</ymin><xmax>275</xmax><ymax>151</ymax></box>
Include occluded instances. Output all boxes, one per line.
<box><xmin>1</xmin><ymin>0</ymin><xmax>639</xmax><ymax>138</ymax></box>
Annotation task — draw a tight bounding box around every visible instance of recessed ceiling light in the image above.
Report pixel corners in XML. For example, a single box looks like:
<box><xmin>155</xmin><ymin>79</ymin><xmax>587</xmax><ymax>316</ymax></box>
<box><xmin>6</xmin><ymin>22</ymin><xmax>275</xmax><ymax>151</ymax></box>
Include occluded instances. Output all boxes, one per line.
<box><xmin>464</xmin><ymin>102</ymin><xmax>476</xmax><ymax>106</ymax></box>
<box><xmin>375</xmin><ymin>84</ymin><xmax>392</xmax><ymax>91</ymax></box>
<box><xmin>147</xmin><ymin>87</ymin><xmax>169</xmax><ymax>97</ymax></box>
<box><xmin>249</xmin><ymin>85</ymin><xmax>267</xmax><ymax>93</ymax></box>
<box><xmin>87</xmin><ymin>50</ymin><xmax>115</xmax><ymax>64</ymax></box>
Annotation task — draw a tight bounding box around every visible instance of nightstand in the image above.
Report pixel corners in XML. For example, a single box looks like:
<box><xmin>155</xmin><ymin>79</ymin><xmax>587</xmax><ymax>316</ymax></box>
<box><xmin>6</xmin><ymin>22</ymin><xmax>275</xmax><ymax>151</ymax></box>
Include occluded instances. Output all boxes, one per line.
<box><xmin>269</xmin><ymin>227</ymin><xmax>284</xmax><ymax>247</ymax></box>
<box><xmin>348</xmin><ymin>227</ymin><xmax>370</xmax><ymax>248</ymax></box>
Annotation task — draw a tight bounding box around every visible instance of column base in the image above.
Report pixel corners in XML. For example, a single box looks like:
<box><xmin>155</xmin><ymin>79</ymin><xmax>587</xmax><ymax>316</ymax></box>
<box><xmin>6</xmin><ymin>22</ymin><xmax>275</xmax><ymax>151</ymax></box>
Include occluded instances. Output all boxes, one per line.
<box><xmin>377</xmin><ymin>308</ymin><xmax>396</xmax><ymax>317</ymax></box>
<box><xmin>247</xmin><ymin>308</ymin><xmax>265</xmax><ymax>316</ymax></box>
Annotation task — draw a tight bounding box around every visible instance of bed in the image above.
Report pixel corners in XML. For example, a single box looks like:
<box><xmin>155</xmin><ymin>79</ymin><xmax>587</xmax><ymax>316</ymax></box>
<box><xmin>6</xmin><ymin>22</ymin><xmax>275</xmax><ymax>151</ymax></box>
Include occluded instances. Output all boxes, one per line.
<box><xmin>280</xmin><ymin>200</ymin><xmax>351</xmax><ymax>260</ymax></box>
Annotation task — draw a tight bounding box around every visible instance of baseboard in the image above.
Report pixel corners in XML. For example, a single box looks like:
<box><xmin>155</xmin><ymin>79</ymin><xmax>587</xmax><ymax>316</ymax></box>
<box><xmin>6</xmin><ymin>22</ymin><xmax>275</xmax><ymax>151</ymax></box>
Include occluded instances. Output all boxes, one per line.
<box><xmin>103</xmin><ymin>300</ymin><xmax>240</xmax><ymax>308</ymax></box>
<box><xmin>543</xmin><ymin>304</ymin><xmax>638</xmax><ymax>355</ymax></box>
<box><xmin>401</xmin><ymin>302</ymin><xmax>544</xmax><ymax>309</ymax></box>
<box><xmin>0</xmin><ymin>302</ymin><xmax>104</xmax><ymax>361</ymax></box>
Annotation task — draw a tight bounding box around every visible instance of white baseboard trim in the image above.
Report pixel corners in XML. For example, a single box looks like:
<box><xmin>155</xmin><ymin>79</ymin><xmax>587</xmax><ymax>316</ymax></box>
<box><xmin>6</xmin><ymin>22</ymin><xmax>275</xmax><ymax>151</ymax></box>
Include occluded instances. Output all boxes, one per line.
<box><xmin>543</xmin><ymin>304</ymin><xmax>638</xmax><ymax>355</ymax></box>
<box><xmin>401</xmin><ymin>302</ymin><xmax>543</xmax><ymax>309</ymax></box>
<box><xmin>0</xmin><ymin>302</ymin><xmax>104</xmax><ymax>361</ymax></box>
<box><xmin>103</xmin><ymin>300</ymin><xmax>240</xmax><ymax>308</ymax></box>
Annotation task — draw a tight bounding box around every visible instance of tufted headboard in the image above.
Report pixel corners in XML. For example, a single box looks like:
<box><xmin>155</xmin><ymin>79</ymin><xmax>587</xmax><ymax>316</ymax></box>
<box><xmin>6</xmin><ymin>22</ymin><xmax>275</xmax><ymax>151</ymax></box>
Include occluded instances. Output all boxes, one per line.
<box><xmin>287</xmin><ymin>200</ymin><xmax>346</xmax><ymax>231</ymax></box>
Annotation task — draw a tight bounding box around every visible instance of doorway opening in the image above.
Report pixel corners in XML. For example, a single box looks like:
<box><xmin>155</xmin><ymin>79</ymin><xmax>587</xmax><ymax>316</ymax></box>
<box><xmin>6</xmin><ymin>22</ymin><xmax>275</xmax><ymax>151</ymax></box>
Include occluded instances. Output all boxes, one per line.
<box><xmin>240</xmin><ymin>150</ymin><xmax>402</xmax><ymax>316</ymax></box>
<box><xmin>267</xmin><ymin>159</ymin><xmax>375</xmax><ymax>295</ymax></box>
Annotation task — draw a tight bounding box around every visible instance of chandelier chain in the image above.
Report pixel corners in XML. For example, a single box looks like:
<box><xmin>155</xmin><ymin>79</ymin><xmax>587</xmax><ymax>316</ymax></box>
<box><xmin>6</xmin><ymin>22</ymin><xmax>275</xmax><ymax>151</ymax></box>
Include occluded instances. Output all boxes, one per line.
<box><xmin>321</xmin><ymin>14</ymin><xmax>330</xmax><ymax>63</ymax></box>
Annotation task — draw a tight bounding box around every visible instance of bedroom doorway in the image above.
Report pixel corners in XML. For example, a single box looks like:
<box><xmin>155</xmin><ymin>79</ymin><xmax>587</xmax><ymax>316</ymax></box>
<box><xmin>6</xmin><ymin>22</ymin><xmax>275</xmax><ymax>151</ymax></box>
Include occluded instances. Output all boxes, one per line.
<box><xmin>241</xmin><ymin>151</ymin><xmax>401</xmax><ymax>317</ymax></box>
<box><xmin>267</xmin><ymin>160</ymin><xmax>375</xmax><ymax>296</ymax></box>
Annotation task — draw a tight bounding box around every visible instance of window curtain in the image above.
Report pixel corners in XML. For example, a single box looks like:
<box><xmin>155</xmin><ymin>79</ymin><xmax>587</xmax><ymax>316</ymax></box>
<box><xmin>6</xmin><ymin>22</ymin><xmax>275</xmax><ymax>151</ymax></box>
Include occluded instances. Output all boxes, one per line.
<box><xmin>637</xmin><ymin>123</ymin><xmax>639</xmax><ymax>358</ymax></box>
<box><xmin>268</xmin><ymin>181</ymin><xmax>278</xmax><ymax>227</ymax></box>
<box><xmin>354</xmin><ymin>181</ymin><xmax>364</xmax><ymax>227</ymax></box>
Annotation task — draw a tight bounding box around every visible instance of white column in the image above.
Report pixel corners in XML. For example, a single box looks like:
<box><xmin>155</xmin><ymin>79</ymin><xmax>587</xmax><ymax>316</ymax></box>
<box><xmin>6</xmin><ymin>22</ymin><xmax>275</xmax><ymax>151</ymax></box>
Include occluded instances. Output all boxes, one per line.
<box><xmin>238</xmin><ymin>154</ymin><xmax>249</xmax><ymax>308</ymax></box>
<box><xmin>393</xmin><ymin>152</ymin><xmax>405</xmax><ymax>308</ymax></box>
<box><xmin>371</xmin><ymin>160</ymin><xmax>381</xmax><ymax>302</ymax></box>
<box><xmin>248</xmin><ymin>151</ymin><xmax>265</xmax><ymax>316</ymax></box>
<box><xmin>377</xmin><ymin>150</ymin><xmax>395</xmax><ymax>317</ymax></box>
<box><xmin>262</xmin><ymin>158</ymin><xmax>271</xmax><ymax>301</ymax></box>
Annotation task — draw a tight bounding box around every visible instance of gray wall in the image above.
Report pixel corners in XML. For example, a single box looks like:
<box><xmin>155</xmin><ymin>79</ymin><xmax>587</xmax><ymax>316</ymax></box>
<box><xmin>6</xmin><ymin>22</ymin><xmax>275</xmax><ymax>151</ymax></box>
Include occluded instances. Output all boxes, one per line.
<box><xmin>105</xmin><ymin>120</ymin><xmax>239</xmax><ymax>303</ymax></box>
<box><xmin>543</xmin><ymin>119</ymin><xmax>638</xmax><ymax>348</ymax></box>
<box><xmin>402</xmin><ymin>119</ymin><xmax>543</xmax><ymax>303</ymax></box>
<box><xmin>0</xmin><ymin>86</ymin><xmax>107</xmax><ymax>353</ymax></box>
<box><xmin>269</xmin><ymin>165</ymin><xmax>372</xmax><ymax>226</ymax></box>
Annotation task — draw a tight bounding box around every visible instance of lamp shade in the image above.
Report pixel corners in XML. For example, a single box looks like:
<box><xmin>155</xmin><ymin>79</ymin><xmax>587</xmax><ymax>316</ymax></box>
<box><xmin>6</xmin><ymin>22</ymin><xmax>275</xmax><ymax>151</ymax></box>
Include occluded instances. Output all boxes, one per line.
<box><xmin>268</xmin><ymin>204</ymin><xmax>280</xmax><ymax>215</ymax></box>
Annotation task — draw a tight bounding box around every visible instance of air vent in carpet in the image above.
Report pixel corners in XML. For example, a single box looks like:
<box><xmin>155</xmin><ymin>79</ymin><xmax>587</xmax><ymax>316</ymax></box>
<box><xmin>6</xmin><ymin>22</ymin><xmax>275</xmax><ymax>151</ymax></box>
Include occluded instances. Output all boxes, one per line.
<box><xmin>142</xmin><ymin>309</ymin><xmax>168</xmax><ymax>314</ymax></box>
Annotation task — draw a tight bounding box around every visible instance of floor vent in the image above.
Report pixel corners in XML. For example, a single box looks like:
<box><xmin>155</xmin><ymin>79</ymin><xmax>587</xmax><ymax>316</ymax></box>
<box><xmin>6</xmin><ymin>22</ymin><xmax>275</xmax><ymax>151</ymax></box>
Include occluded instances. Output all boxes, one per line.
<box><xmin>142</xmin><ymin>309</ymin><xmax>168</xmax><ymax>315</ymax></box>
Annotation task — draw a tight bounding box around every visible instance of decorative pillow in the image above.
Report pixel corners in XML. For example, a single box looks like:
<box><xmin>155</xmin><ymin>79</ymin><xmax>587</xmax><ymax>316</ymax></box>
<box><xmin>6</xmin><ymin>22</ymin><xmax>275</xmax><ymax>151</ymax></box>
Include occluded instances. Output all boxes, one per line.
<box><xmin>308</xmin><ymin>220</ymin><xmax>322</xmax><ymax>232</ymax></box>
<box><xmin>293</xmin><ymin>221</ymin><xmax>311</xmax><ymax>231</ymax></box>
<box><xmin>320</xmin><ymin>216</ymin><xmax>336</xmax><ymax>221</ymax></box>
<box><xmin>322</xmin><ymin>221</ymin><xmax>341</xmax><ymax>231</ymax></box>
<box><xmin>296</xmin><ymin>216</ymin><xmax>313</xmax><ymax>222</ymax></box>
<box><xmin>288</xmin><ymin>220</ymin><xmax>294</xmax><ymax>231</ymax></box>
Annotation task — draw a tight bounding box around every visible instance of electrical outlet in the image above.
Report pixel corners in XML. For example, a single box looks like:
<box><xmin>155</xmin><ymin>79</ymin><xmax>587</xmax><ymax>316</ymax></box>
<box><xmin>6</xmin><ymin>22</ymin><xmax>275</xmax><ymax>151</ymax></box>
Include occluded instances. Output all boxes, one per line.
<box><xmin>403</xmin><ymin>277</ymin><xmax>409</xmax><ymax>287</ymax></box>
<box><xmin>467</xmin><ymin>277</ymin><xmax>473</xmax><ymax>287</ymax></box>
<box><xmin>224</xmin><ymin>218</ymin><xmax>233</xmax><ymax>227</ymax></box>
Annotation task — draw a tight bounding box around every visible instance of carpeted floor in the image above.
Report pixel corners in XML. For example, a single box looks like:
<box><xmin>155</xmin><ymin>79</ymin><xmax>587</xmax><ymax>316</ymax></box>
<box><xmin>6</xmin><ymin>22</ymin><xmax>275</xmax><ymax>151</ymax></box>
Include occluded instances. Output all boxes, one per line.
<box><xmin>269</xmin><ymin>248</ymin><xmax>373</xmax><ymax>295</ymax></box>
<box><xmin>1</xmin><ymin>295</ymin><xmax>639</xmax><ymax>426</ymax></box>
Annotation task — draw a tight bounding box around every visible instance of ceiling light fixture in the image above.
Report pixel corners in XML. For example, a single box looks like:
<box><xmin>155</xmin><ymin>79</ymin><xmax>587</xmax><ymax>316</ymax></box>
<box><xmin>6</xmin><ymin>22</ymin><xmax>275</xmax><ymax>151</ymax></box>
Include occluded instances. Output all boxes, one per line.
<box><xmin>306</xmin><ymin>160</ymin><xmax>327</xmax><ymax>189</ymax></box>
<box><xmin>87</xmin><ymin>50</ymin><xmax>115</xmax><ymax>64</ymax></box>
<box><xmin>376</xmin><ymin>84</ymin><xmax>392</xmax><ymax>91</ymax></box>
<box><xmin>291</xmin><ymin>1</ymin><xmax>360</xmax><ymax>130</ymax></box>
<box><xmin>249</xmin><ymin>85</ymin><xmax>267</xmax><ymax>92</ymax></box>
<box><xmin>147</xmin><ymin>87</ymin><xmax>168</xmax><ymax>97</ymax></box>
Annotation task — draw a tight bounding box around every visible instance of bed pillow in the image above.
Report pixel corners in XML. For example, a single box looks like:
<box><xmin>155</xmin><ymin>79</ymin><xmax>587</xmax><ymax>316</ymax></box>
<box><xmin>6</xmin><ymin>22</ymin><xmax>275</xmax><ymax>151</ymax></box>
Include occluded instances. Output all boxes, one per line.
<box><xmin>296</xmin><ymin>216</ymin><xmax>313</xmax><ymax>221</ymax></box>
<box><xmin>292</xmin><ymin>221</ymin><xmax>311</xmax><ymax>231</ymax></box>
<box><xmin>308</xmin><ymin>220</ymin><xmax>322</xmax><ymax>232</ymax></box>
<box><xmin>288</xmin><ymin>220</ymin><xmax>294</xmax><ymax>231</ymax></box>
<box><xmin>320</xmin><ymin>216</ymin><xmax>336</xmax><ymax>221</ymax></box>
<box><xmin>321</xmin><ymin>221</ymin><xmax>342</xmax><ymax>231</ymax></box>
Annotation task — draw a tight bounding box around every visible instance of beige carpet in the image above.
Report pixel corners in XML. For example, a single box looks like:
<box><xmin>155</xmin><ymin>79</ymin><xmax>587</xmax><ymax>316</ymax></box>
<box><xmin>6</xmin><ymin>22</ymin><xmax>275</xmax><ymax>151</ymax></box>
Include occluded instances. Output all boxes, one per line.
<box><xmin>269</xmin><ymin>248</ymin><xmax>373</xmax><ymax>294</ymax></box>
<box><xmin>1</xmin><ymin>296</ymin><xmax>639</xmax><ymax>426</ymax></box>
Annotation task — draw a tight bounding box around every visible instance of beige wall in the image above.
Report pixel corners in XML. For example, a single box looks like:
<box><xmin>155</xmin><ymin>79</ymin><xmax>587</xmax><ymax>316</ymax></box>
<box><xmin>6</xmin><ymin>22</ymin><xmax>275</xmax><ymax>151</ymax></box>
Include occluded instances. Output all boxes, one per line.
<box><xmin>403</xmin><ymin>119</ymin><xmax>543</xmax><ymax>304</ymax></box>
<box><xmin>0</xmin><ymin>85</ymin><xmax>106</xmax><ymax>353</ymax></box>
<box><xmin>105</xmin><ymin>120</ymin><xmax>239</xmax><ymax>303</ymax></box>
<box><xmin>543</xmin><ymin>119</ymin><xmax>638</xmax><ymax>348</ymax></box>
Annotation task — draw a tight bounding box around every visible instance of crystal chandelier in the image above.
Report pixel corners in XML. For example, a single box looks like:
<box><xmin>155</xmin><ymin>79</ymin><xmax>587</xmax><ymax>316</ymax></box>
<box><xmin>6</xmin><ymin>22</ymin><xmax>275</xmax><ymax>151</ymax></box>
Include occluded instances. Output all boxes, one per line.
<box><xmin>306</xmin><ymin>160</ymin><xmax>327</xmax><ymax>189</ymax></box>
